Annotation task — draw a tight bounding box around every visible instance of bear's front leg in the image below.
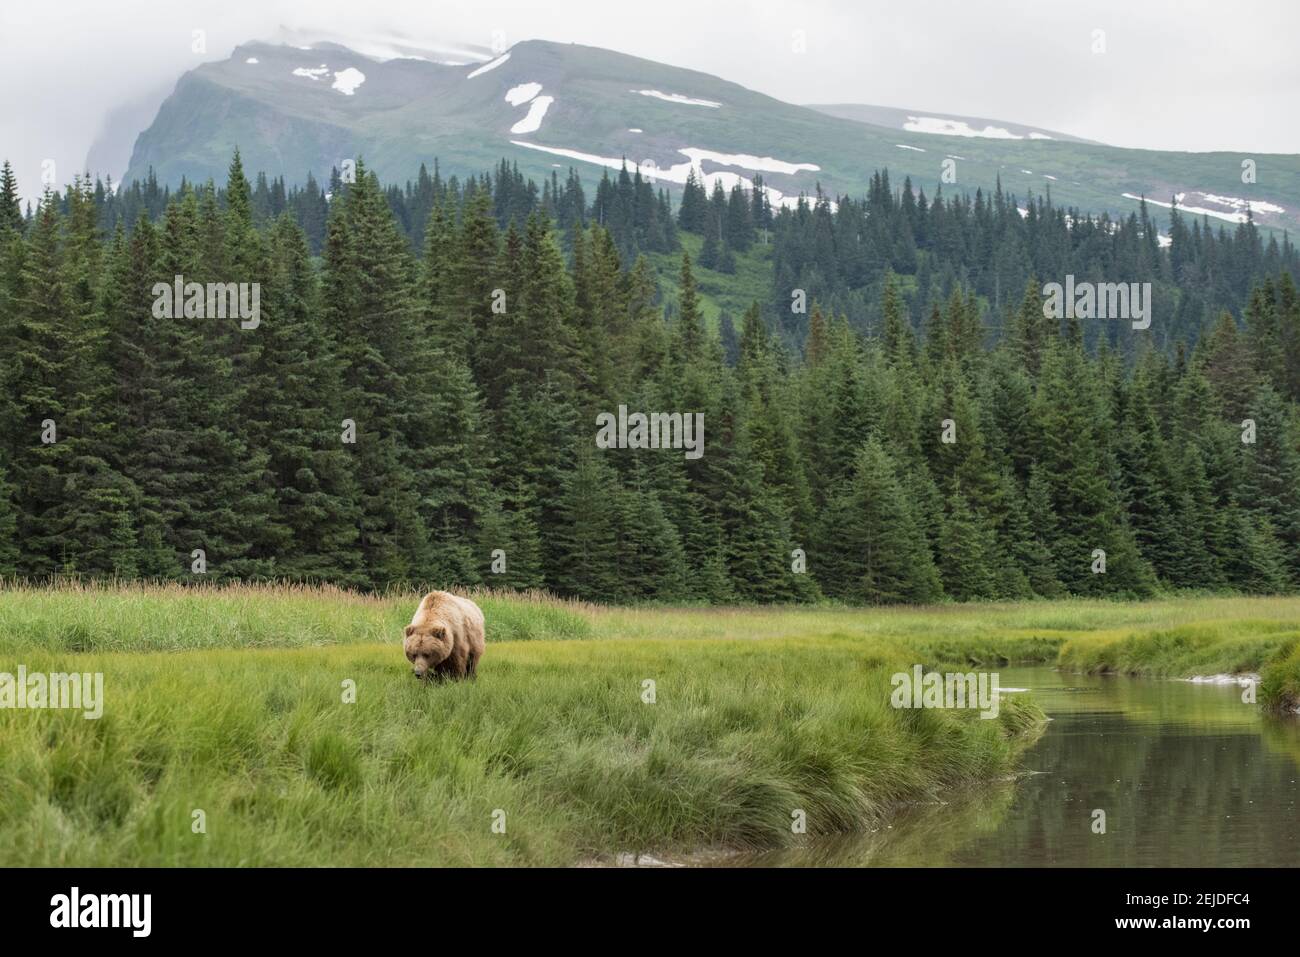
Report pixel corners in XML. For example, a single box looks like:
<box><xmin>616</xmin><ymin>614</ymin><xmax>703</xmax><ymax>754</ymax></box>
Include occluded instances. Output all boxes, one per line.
<box><xmin>448</xmin><ymin>653</ymin><xmax>468</xmax><ymax>679</ymax></box>
<box><xmin>435</xmin><ymin>655</ymin><xmax>466</xmax><ymax>681</ymax></box>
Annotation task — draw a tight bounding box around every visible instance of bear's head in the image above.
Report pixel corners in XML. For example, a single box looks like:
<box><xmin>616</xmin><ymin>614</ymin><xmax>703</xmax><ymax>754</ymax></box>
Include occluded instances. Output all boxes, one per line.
<box><xmin>404</xmin><ymin>624</ymin><xmax>452</xmax><ymax>679</ymax></box>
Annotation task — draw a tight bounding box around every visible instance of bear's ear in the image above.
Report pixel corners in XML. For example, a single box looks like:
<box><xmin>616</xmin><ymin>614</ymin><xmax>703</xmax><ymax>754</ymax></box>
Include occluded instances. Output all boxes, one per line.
<box><xmin>404</xmin><ymin>625</ymin><xmax>416</xmax><ymax>638</ymax></box>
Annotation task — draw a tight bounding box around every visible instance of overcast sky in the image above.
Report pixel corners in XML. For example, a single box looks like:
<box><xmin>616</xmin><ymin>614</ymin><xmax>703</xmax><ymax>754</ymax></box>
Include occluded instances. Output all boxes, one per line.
<box><xmin>2</xmin><ymin>0</ymin><xmax>1296</xmax><ymax>202</ymax></box>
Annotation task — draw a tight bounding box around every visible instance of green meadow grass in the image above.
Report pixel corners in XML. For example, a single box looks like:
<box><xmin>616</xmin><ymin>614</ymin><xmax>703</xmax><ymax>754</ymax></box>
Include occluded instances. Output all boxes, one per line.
<box><xmin>648</xmin><ymin>232</ymin><xmax>774</xmax><ymax>333</ymax></box>
<box><xmin>1</xmin><ymin>584</ymin><xmax>1298</xmax><ymax>865</ymax></box>
<box><xmin>0</xmin><ymin>582</ymin><xmax>592</xmax><ymax>653</ymax></box>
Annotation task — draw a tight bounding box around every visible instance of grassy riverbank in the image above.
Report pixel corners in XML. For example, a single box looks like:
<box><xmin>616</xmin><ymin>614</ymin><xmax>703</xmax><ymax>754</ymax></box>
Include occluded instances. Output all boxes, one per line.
<box><xmin>1053</xmin><ymin>604</ymin><xmax>1300</xmax><ymax>712</ymax></box>
<box><xmin>1</xmin><ymin>584</ymin><xmax>1298</xmax><ymax>865</ymax></box>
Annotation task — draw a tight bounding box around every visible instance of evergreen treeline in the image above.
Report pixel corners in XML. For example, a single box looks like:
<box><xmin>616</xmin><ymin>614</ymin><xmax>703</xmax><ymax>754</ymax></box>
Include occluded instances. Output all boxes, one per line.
<box><xmin>48</xmin><ymin>158</ymin><xmax>676</xmax><ymax>265</ymax></box>
<box><xmin>54</xmin><ymin>157</ymin><xmax>1296</xmax><ymax>363</ymax></box>
<box><xmin>677</xmin><ymin>168</ymin><xmax>774</xmax><ymax>274</ymax></box>
<box><xmin>678</xmin><ymin>169</ymin><xmax>1297</xmax><ymax>355</ymax></box>
<box><xmin>2</xmin><ymin>153</ymin><xmax>1299</xmax><ymax>602</ymax></box>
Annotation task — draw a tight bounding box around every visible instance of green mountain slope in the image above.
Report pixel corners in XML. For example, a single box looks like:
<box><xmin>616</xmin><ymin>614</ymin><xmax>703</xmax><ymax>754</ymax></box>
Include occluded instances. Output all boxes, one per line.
<box><xmin>123</xmin><ymin>38</ymin><xmax>1300</xmax><ymax>235</ymax></box>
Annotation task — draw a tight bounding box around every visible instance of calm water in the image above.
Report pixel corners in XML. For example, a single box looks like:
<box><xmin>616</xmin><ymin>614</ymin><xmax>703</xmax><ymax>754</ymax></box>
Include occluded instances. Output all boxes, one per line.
<box><xmin>733</xmin><ymin>667</ymin><xmax>1300</xmax><ymax>867</ymax></box>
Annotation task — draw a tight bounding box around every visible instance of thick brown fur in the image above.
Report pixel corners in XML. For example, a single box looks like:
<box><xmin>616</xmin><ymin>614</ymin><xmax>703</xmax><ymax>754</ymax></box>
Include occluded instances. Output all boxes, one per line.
<box><xmin>404</xmin><ymin>591</ymin><xmax>486</xmax><ymax>681</ymax></box>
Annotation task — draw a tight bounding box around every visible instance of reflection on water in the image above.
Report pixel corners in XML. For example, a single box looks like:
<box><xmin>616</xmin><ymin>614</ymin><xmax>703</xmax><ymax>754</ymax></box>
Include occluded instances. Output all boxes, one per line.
<box><xmin>730</xmin><ymin>667</ymin><xmax>1300</xmax><ymax>867</ymax></box>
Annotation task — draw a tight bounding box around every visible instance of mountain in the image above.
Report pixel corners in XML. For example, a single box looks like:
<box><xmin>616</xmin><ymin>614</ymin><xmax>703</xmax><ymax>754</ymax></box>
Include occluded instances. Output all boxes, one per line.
<box><xmin>119</xmin><ymin>38</ymin><xmax>1300</xmax><ymax>235</ymax></box>
<box><xmin>805</xmin><ymin>103</ymin><xmax>1098</xmax><ymax>145</ymax></box>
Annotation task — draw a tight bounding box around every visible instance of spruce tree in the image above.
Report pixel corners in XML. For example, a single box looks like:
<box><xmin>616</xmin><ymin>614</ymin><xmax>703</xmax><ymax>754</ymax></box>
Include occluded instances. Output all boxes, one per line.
<box><xmin>243</xmin><ymin>214</ymin><xmax>363</xmax><ymax>584</ymax></box>
<box><xmin>817</xmin><ymin>437</ymin><xmax>942</xmax><ymax>604</ymax></box>
<box><xmin>1239</xmin><ymin>383</ymin><xmax>1300</xmax><ymax>583</ymax></box>
<box><xmin>552</xmin><ymin>439</ymin><xmax>625</xmax><ymax>600</ymax></box>
<box><xmin>7</xmin><ymin>192</ymin><xmax>136</xmax><ymax>577</ymax></box>
<box><xmin>938</xmin><ymin>487</ymin><xmax>998</xmax><ymax>601</ymax></box>
<box><xmin>320</xmin><ymin>161</ymin><xmax>433</xmax><ymax>587</ymax></box>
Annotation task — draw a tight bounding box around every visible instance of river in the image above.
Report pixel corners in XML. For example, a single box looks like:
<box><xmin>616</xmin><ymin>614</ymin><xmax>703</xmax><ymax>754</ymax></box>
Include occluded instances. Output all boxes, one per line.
<box><xmin>726</xmin><ymin>666</ymin><xmax>1300</xmax><ymax>867</ymax></box>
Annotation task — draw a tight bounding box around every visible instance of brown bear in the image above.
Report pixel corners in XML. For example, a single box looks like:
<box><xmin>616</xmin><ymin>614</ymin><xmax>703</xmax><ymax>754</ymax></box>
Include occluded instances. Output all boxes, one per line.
<box><xmin>403</xmin><ymin>591</ymin><xmax>485</xmax><ymax>681</ymax></box>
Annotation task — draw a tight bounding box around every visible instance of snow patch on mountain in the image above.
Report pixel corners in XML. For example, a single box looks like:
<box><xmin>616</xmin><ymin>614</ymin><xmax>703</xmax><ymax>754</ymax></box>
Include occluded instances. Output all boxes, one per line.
<box><xmin>468</xmin><ymin>53</ymin><xmax>510</xmax><ymax>78</ymax></box>
<box><xmin>635</xmin><ymin>90</ymin><xmax>721</xmax><ymax>108</ymax></box>
<box><xmin>1197</xmin><ymin>192</ymin><xmax>1285</xmax><ymax>216</ymax></box>
<box><xmin>904</xmin><ymin>115</ymin><xmax>1053</xmax><ymax>140</ymax></box>
<box><xmin>245</xmin><ymin>57</ymin><xmax>259</xmax><ymax>64</ymax></box>
<box><xmin>509</xmin><ymin>141</ymin><xmax>817</xmax><ymax>209</ymax></box>
<box><xmin>896</xmin><ymin>144</ymin><xmax>926</xmax><ymax>152</ymax></box>
<box><xmin>331</xmin><ymin>68</ymin><xmax>365</xmax><ymax>95</ymax></box>
<box><xmin>1122</xmin><ymin>192</ymin><xmax>1285</xmax><ymax>223</ymax></box>
<box><xmin>291</xmin><ymin>64</ymin><xmax>365</xmax><ymax>95</ymax></box>
<box><xmin>511</xmin><ymin>96</ymin><xmax>554</xmax><ymax>134</ymax></box>
<box><xmin>677</xmin><ymin>148</ymin><xmax>819</xmax><ymax>176</ymax></box>
<box><xmin>505</xmin><ymin>83</ymin><xmax>542</xmax><ymax>106</ymax></box>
